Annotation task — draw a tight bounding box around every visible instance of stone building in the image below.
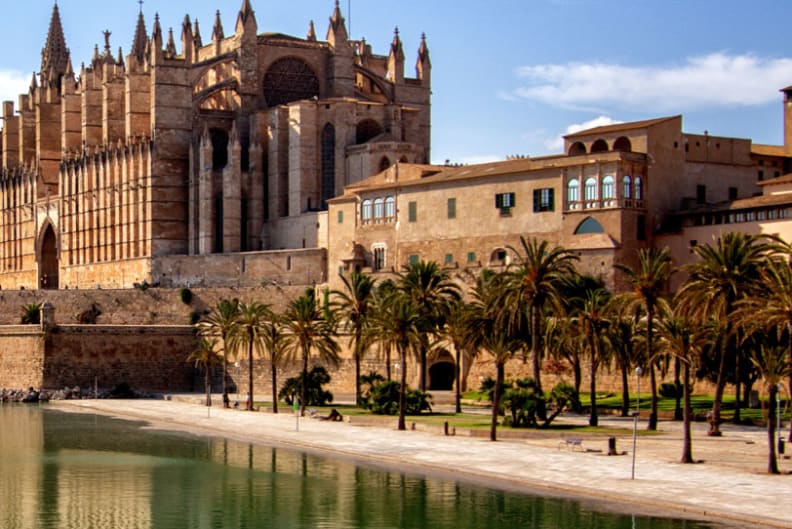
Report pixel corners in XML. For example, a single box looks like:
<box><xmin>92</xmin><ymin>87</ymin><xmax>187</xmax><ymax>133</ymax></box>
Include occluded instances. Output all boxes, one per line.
<box><xmin>327</xmin><ymin>114</ymin><xmax>792</xmax><ymax>292</ymax></box>
<box><xmin>0</xmin><ymin>1</ymin><xmax>431</xmax><ymax>290</ymax></box>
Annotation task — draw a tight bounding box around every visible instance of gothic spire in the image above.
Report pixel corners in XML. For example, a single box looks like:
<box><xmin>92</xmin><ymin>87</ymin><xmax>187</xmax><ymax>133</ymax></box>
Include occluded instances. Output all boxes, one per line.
<box><xmin>212</xmin><ymin>10</ymin><xmax>225</xmax><ymax>41</ymax></box>
<box><xmin>40</xmin><ymin>2</ymin><xmax>70</xmax><ymax>81</ymax></box>
<box><xmin>327</xmin><ymin>0</ymin><xmax>348</xmax><ymax>44</ymax></box>
<box><xmin>238</xmin><ymin>0</ymin><xmax>255</xmax><ymax>26</ymax></box>
<box><xmin>131</xmin><ymin>8</ymin><xmax>149</xmax><ymax>63</ymax></box>
<box><xmin>307</xmin><ymin>20</ymin><xmax>316</xmax><ymax>42</ymax></box>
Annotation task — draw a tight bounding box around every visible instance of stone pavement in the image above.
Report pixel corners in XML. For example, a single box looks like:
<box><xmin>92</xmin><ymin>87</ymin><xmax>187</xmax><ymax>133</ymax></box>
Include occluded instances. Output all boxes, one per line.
<box><xmin>52</xmin><ymin>397</ymin><xmax>792</xmax><ymax>529</ymax></box>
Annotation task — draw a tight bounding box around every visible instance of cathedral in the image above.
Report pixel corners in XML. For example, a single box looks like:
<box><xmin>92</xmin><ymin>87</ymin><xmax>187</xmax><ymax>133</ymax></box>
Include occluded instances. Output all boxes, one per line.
<box><xmin>0</xmin><ymin>1</ymin><xmax>431</xmax><ymax>290</ymax></box>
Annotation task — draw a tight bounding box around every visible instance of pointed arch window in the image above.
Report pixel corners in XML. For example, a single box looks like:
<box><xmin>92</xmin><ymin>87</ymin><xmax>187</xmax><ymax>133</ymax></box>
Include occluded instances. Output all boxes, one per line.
<box><xmin>635</xmin><ymin>176</ymin><xmax>643</xmax><ymax>200</ymax></box>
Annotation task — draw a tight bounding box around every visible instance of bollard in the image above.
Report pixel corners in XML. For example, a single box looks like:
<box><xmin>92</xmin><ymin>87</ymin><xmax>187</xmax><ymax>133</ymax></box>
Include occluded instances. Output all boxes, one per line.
<box><xmin>779</xmin><ymin>438</ymin><xmax>785</xmax><ymax>455</ymax></box>
<box><xmin>608</xmin><ymin>436</ymin><xmax>618</xmax><ymax>456</ymax></box>
<box><xmin>444</xmin><ymin>421</ymin><xmax>449</xmax><ymax>436</ymax></box>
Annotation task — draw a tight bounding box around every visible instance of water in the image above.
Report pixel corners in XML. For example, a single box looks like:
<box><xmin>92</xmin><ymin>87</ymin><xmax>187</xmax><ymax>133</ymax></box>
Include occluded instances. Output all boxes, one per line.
<box><xmin>0</xmin><ymin>404</ymin><xmax>727</xmax><ymax>529</ymax></box>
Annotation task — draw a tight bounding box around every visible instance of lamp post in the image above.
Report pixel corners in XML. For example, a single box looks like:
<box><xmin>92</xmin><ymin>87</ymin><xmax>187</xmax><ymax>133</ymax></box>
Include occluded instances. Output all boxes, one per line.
<box><xmin>631</xmin><ymin>367</ymin><xmax>643</xmax><ymax>480</ymax></box>
<box><xmin>778</xmin><ymin>383</ymin><xmax>784</xmax><ymax>455</ymax></box>
<box><xmin>234</xmin><ymin>362</ymin><xmax>241</xmax><ymax>404</ymax></box>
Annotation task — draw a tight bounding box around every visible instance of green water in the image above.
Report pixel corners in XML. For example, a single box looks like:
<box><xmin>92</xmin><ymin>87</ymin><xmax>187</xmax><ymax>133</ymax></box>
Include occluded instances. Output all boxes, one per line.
<box><xmin>0</xmin><ymin>404</ymin><xmax>727</xmax><ymax>529</ymax></box>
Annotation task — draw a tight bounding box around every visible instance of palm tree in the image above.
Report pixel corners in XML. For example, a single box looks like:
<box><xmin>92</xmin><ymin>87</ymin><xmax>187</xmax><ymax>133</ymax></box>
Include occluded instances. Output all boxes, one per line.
<box><xmin>676</xmin><ymin>233</ymin><xmax>773</xmax><ymax>436</ymax></box>
<box><xmin>440</xmin><ymin>297</ymin><xmax>478</xmax><ymax>413</ymax></box>
<box><xmin>261</xmin><ymin>310</ymin><xmax>289</xmax><ymax>413</ymax></box>
<box><xmin>750</xmin><ymin>344</ymin><xmax>791</xmax><ymax>474</ymax></box>
<box><xmin>188</xmin><ymin>337</ymin><xmax>222</xmax><ymax>407</ymax></box>
<box><xmin>197</xmin><ymin>298</ymin><xmax>240</xmax><ymax>405</ymax></box>
<box><xmin>284</xmin><ymin>288</ymin><xmax>340</xmax><ymax>416</ymax></box>
<box><xmin>737</xmin><ymin>256</ymin><xmax>792</xmax><ymax>442</ymax></box>
<box><xmin>658</xmin><ymin>311</ymin><xmax>705</xmax><ymax>464</ymax></box>
<box><xmin>397</xmin><ymin>260</ymin><xmax>461</xmax><ymax>392</ymax></box>
<box><xmin>365</xmin><ymin>288</ymin><xmax>423</xmax><ymax>430</ymax></box>
<box><xmin>467</xmin><ymin>270</ymin><xmax>522</xmax><ymax>441</ymax></box>
<box><xmin>502</xmin><ymin>236</ymin><xmax>578</xmax><ymax>394</ymax></box>
<box><xmin>609</xmin><ymin>310</ymin><xmax>640</xmax><ymax>417</ymax></box>
<box><xmin>571</xmin><ymin>287</ymin><xmax>611</xmax><ymax>427</ymax></box>
<box><xmin>332</xmin><ymin>271</ymin><xmax>376</xmax><ymax>406</ymax></box>
<box><xmin>228</xmin><ymin>301</ymin><xmax>271</xmax><ymax>411</ymax></box>
<box><xmin>615</xmin><ymin>246</ymin><xmax>674</xmax><ymax>431</ymax></box>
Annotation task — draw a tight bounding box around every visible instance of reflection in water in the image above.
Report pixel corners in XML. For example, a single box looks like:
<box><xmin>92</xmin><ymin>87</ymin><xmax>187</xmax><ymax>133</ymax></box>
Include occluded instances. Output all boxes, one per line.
<box><xmin>0</xmin><ymin>405</ymin><xmax>722</xmax><ymax>529</ymax></box>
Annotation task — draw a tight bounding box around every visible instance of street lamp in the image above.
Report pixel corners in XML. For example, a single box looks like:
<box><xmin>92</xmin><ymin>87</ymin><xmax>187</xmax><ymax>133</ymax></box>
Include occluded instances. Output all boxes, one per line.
<box><xmin>631</xmin><ymin>367</ymin><xmax>643</xmax><ymax>480</ymax></box>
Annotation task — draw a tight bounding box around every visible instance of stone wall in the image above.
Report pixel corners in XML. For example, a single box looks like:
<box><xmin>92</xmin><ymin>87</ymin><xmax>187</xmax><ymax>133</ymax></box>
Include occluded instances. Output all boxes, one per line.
<box><xmin>0</xmin><ymin>326</ymin><xmax>46</xmax><ymax>388</ymax></box>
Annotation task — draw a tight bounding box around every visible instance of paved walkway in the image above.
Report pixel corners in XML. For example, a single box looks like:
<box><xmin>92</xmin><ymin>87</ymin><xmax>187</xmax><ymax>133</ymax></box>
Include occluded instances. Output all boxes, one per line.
<box><xmin>52</xmin><ymin>397</ymin><xmax>792</xmax><ymax>529</ymax></box>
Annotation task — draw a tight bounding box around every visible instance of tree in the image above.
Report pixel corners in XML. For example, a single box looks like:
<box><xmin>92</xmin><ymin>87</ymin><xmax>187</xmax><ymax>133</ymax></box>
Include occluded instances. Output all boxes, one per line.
<box><xmin>332</xmin><ymin>271</ymin><xmax>376</xmax><ymax>406</ymax></box>
<box><xmin>608</xmin><ymin>310</ymin><xmax>640</xmax><ymax>418</ymax></box>
<box><xmin>228</xmin><ymin>301</ymin><xmax>271</xmax><ymax>411</ymax></box>
<box><xmin>676</xmin><ymin>233</ymin><xmax>774</xmax><ymax>435</ymax></box>
<box><xmin>468</xmin><ymin>271</ymin><xmax>522</xmax><ymax>441</ymax></box>
<box><xmin>750</xmin><ymin>344</ymin><xmax>791</xmax><ymax>474</ymax></box>
<box><xmin>737</xmin><ymin>256</ymin><xmax>792</xmax><ymax>442</ymax></box>
<box><xmin>284</xmin><ymin>288</ymin><xmax>340</xmax><ymax>416</ymax></box>
<box><xmin>571</xmin><ymin>287</ymin><xmax>611</xmax><ymax>427</ymax></box>
<box><xmin>365</xmin><ymin>288</ymin><xmax>424</xmax><ymax>431</ymax></box>
<box><xmin>615</xmin><ymin>246</ymin><xmax>674</xmax><ymax>431</ymax></box>
<box><xmin>501</xmin><ymin>236</ymin><xmax>578</xmax><ymax>394</ymax></box>
<box><xmin>440</xmin><ymin>297</ymin><xmax>478</xmax><ymax>413</ymax></box>
<box><xmin>196</xmin><ymin>298</ymin><xmax>240</xmax><ymax>405</ymax></box>
<box><xmin>658</xmin><ymin>311</ymin><xmax>705</xmax><ymax>464</ymax></box>
<box><xmin>397</xmin><ymin>260</ymin><xmax>461</xmax><ymax>392</ymax></box>
<box><xmin>187</xmin><ymin>337</ymin><xmax>222</xmax><ymax>407</ymax></box>
<box><xmin>261</xmin><ymin>309</ymin><xmax>288</xmax><ymax>413</ymax></box>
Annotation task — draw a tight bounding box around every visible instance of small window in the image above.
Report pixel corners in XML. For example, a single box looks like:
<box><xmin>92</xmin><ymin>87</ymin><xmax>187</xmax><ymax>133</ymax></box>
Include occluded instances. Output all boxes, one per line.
<box><xmin>408</xmin><ymin>201</ymin><xmax>417</xmax><ymax>222</ymax></box>
<box><xmin>623</xmin><ymin>176</ymin><xmax>632</xmax><ymax>199</ymax></box>
<box><xmin>385</xmin><ymin>196</ymin><xmax>395</xmax><ymax>221</ymax></box>
<box><xmin>689</xmin><ymin>240</ymin><xmax>698</xmax><ymax>253</ymax></box>
<box><xmin>533</xmin><ymin>188</ymin><xmax>555</xmax><ymax>212</ymax></box>
<box><xmin>637</xmin><ymin>214</ymin><xmax>646</xmax><ymax>241</ymax></box>
<box><xmin>467</xmin><ymin>252</ymin><xmax>476</xmax><ymax>264</ymax></box>
<box><xmin>373</xmin><ymin>198</ymin><xmax>384</xmax><ymax>221</ymax></box>
<box><xmin>373</xmin><ymin>246</ymin><xmax>386</xmax><ymax>271</ymax></box>
<box><xmin>408</xmin><ymin>254</ymin><xmax>419</xmax><ymax>265</ymax></box>
<box><xmin>696</xmin><ymin>185</ymin><xmax>706</xmax><ymax>204</ymax></box>
<box><xmin>728</xmin><ymin>187</ymin><xmax>738</xmax><ymax>201</ymax></box>
<box><xmin>634</xmin><ymin>177</ymin><xmax>643</xmax><ymax>201</ymax></box>
<box><xmin>444</xmin><ymin>253</ymin><xmax>453</xmax><ymax>265</ymax></box>
<box><xmin>495</xmin><ymin>192</ymin><xmax>515</xmax><ymax>214</ymax></box>
<box><xmin>758</xmin><ymin>170</ymin><xmax>764</xmax><ymax>181</ymax></box>
<box><xmin>337</xmin><ymin>210</ymin><xmax>344</xmax><ymax>224</ymax></box>
<box><xmin>361</xmin><ymin>199</ymin><xmax>373</xmax><ymax>223</ymax></box>
<box><xmin>602</xmin><ymin>175</ymin><xmax>615</xmax><ymax>202</ymax></box>
<box><xmin>447</xmin><ymin>198</ymin><xmax>457</xmax><ymax>219</ymax></box>
<box><xmin>567</xmin><ymin>179</ymin><xmax>580</xmax><ymax>205</ymax></box>
<box><xmin>584</xmin><ymin>177</ymin><xmax>597</xmax><ymax>201</ymax></box>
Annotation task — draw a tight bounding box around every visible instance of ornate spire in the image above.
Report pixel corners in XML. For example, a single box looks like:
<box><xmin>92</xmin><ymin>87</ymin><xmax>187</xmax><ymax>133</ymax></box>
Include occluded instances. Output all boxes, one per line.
<box><xmin>193</xmin><ymin>19</ymin><xmax>203</xmax><ymax>48</ymax></box>
<box><xmin>307</xmin><ymin>20</ymin><xmax>316</xmax><ymax>41</ymax></box>
<box><xmin>418</xmin><ymin>33</ymin><xmax>430</xmax><ymax>64</ymax></box>
<box><xmin>238</xmin><ymin>0</ymin><xmax>255</xmax><ymax>26</ymax></box>
<box><xmin>390</xmin><ymin>27</ymin><xmax>404</xmax><ymax>59</ymax></box>
<box><xmin>165</xmin><ymin>28</ymin><xmax>177</xmax><ymax>57</ymax></box>
<box><xmin>40</xmin><ymin>2</ymin><xmax>70</xmax><ymax>81</ymax></box>
<box><xmin>212</xmin><ymin>10</ymin><xmax>224</xmax><ymax>41</ymax></box>
<box><xmin>327</xmin><ymin>0</ymin><xmax>348</xmax><ymax>44</ymax></box>
<box><xmin>131</xmin><ymin>8</ymin><xmax>149</xmax><ymax>63</ymax></box>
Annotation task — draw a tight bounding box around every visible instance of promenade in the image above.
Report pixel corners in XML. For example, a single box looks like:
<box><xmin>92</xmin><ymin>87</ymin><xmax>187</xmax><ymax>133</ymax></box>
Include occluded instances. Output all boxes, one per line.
<box><xmin>53</xmin><ymin>397</ymin><xmax>792</xmax><ymax>529</ymax></box>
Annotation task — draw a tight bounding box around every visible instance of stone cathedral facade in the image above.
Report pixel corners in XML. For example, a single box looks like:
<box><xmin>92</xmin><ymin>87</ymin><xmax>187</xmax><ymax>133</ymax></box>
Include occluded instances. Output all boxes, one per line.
<box><xmin>0</xmin><ymin>1</ymin><xmax>431</xmax><ymax>290</ymax></box>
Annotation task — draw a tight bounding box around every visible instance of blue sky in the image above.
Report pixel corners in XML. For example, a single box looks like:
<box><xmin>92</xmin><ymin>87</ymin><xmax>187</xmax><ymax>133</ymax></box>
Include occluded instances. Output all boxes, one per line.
<box><xmin>1</xmin><ymin>1</ymin><xmax>791</xmax><ymax>165</ymax></box>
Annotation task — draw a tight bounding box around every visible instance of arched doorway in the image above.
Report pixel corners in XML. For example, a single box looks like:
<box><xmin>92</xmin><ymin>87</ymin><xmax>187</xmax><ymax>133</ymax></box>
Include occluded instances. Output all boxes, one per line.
<box><xmin>429</xmin><ymin>351</ymin><xmax>456</xmax><ymax>391</ymax></box>
<box><xmin>39</xmin><ymin>224</ymin><xmax>59</xmax><ymax>290</ymax></box>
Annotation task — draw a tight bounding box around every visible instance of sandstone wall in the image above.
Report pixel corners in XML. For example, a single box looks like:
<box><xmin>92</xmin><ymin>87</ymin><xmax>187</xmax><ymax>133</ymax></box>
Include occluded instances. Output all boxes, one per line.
<box><xmin>0</xmin><ymin>326</ymin><xmax>46</xmax><ymax>388</ymax></box>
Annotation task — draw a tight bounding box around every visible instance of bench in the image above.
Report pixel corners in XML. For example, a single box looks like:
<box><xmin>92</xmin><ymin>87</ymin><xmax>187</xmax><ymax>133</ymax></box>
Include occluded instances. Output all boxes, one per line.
<box><xmin>558</xmin><ymin>437</ymin><xmax>584</xmax><ymax>451</ymax></box>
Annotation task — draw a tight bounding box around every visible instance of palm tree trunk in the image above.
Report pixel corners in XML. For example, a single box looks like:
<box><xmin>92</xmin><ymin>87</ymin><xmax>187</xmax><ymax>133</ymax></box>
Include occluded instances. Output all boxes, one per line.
<box><xmin>589</xmin><ymin>353</ymin><xmax>598</xmax><ymax>427</ymax></box>
<box><xmin>247</xmin><ymin>334</ymin><xmax>255</xmax><ymax>411</ymax></box>
<box><xmin>787</xmin><ymin>323</ymin><xmax>792</xmax><ymax>442</ymax></box>
<box><xmin>490</xmin><ymin>362</ymin><xmax>504</xmax><ymax>441</ymax></box>
<box><xmin>398</xmin><ymin>346</ymin><xmax>407</xmax><ymax>431</ymax></box>
<box><xmin>455</xmin><ymin>344</ymin><xmax>462</xmax><ymax>414</ymax></box>
<box><xmin>385</xmin><ymin>345</ymin><xmax>392</xmax><ymax>382</ymax></box>
<box><xmin>271</xmin><ymin>359</ymin><xmax>278</xmax><ymax>414</ymax></box>
<box><xmin>681</xmin><ymin>362</ymin><xmax>693</xmax><ymax>464</ymax></box>
<box><xmin>531</xmin><ymin>305</ymin><xmax>543</xmax><ymax>394</ymax></box>
<box><xmin>674</xmin><ymin>357</ymin><xmax>682</xmax><ymax>421</ymax></box>
<box><xmin>620</xmin><ymin>360</ymin><xmax>629</xmax><ymax>417</ymax></box>
<box><xmin>355</xmin><ymin>353</ymin><xmax>362</xmax><ymax>407</ymax></box>
<box><xmin>573</xmin><ymin>353</ymin><xmax>582</xmax><ymax>409</ymax></box>
<box><xmin>648</xmin><ymin>364</ymin><xmax>658</xmax><ymax>431</ymax></box>
<box><xmin>768</xmin><ymin>384</ymin><xmax>779</xmax><ymax>474</ymax></box>
<box><xmin>710</xmin><ymin>345</ymin><xmax>728</xmax><ymax>436</ymax></box>
<box><xmin>221</xmin><ymin>356</ymin><xmax>228</xmax><ymax>403</ymax></box>
<box><xmin>205</xmin><ymin>365</ymin><xmax>212</xmax><ymax>407</ymax></box>
<box><xmin>300</xmin><ymin>345</ymin><xmax>309</xmax><ymax>417</ymax></box>
<box><xmin>419</xmin><ymin>344</ymin><xmax>427</xmax><ymax>392</ymax></box>
<box><xmin>733</xmin><ymin>352</ymin><xmax>742</xmax><ymax>424</ymax></box>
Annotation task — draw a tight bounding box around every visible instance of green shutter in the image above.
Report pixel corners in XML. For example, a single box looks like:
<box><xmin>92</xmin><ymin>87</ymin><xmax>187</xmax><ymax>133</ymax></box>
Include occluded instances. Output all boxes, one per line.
<box><xmin>408</xmin><ymin>201</ymin><xmax>417</xmax><ymax>222</ymax></box>
<box><xmin>447</xmin><ymin>197</ymin><xmax>456</xmax><ymax>219</ymax></box>
<box><xmin>409</xmin><ymin>254</ymin><xmax>419</xmax><ymax>265</ymax></box>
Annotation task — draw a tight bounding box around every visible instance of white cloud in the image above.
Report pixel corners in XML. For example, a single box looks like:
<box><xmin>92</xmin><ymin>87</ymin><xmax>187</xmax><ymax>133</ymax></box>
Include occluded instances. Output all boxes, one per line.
<box><xmin>511</xmin><ymin>53</ymin><xmax>792</xmax><ymax>112</ymax></box>
<box><xmin>543</xmin><ymin>116</ymin><xmax>623</xmax><ymax>152</ymax></box>
<box><xmin>456</xmin><ymin>154</ymin><xmax>503</xmax><ymax>165</ymax></box>
<box><xmin>0</xmin><ymin>70</ymin><xmax>29</xmax><ymax>107</ymax></box>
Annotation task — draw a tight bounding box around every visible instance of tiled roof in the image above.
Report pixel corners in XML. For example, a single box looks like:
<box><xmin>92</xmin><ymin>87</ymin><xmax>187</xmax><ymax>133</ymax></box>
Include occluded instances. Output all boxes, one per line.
<box><xmin>564</xmin><ymin>116</ymin><xmax>680</xmax><ymax>138</ymax></box>
<box><xmin>751</xmin><ymin>143</ymin><xmax>787</xmax><ymax>157</ymax></box>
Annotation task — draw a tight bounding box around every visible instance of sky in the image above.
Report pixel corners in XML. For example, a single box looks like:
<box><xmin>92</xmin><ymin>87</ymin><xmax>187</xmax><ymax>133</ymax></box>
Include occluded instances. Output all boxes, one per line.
<box><xmin>1</xmin><ymin>0</ymin><xmax>791</xmax><ymax>165</ymax></box>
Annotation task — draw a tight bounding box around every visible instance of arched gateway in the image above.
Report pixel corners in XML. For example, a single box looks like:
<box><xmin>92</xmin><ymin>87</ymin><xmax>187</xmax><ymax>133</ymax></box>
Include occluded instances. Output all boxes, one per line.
<box><xmin>38</xmin><ymin>223</ymin><xmax>59</xmax><ymax>290</ymax></box>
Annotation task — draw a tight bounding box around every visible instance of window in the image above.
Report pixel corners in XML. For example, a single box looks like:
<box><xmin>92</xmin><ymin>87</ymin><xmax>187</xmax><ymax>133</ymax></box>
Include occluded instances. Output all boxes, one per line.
<box><xmin>337</xmin><ymin>210</ymin><xmax>343</xmax><ymax>224</ymax></box>
<box><xmin>696</xmin><ymin>185</ymin><xmax>706</xmax><ymax>204</ymax></box>
<box><xmin>408</xmin><ymin>201</ymin><xmax>417</xmax><ymax>222</ymax></box>
<box><xmin>637</xmin><ymin>214</ymin><xmax>646</xmax><ymax>241</ymax></box>
<box><xmin>584</xmin><ymin>177</ymin><xmax>597</xmax><ymax>206</ymax></box>
<box><xmin>634</xmin><ymin>177</ymin><xmax>643</xmax><ymax>201</ymax></box>
<box><xmin>373</xmin><ymin>246</ymin><xmax>386</xmax><ymax>271</ymax></box>
<box><xmin>567</xmin><ymin>179</ymin><xmax>580</xmax><ymax>206</ymax></box>
<box><xmin>601</xmin><ymin>175</ymin><xmax>614</xmax><ymax>204</ymax></box>
<box><xmin>373</xmin><ymin>198</ymin><xmax>384</xmax><ymax>221</ymax></box>
<box><xmin>467</xmin><ymin>252</ymin><xmax>477</xmax><ymax>264</ymax></box>
<box><xmin>758</xmin><ymin>170</ymin><xmax>764</xmax><ymax>181</ymax></box>
<box><xmin>408</xmin><ymin>254</ymin><xmax>419</xmax><ymax>265</ymax></box>
<box><xmin>495</xmin><ymin>192</ymin><xmax>515</xmax><ymax>215</ymax></box>
<box><xmin>689</xmin><ymin>240</ymin><xmax>698</xmax><ymax>253</ymax></box>
<box><xmin>447</xmin><ymin>197</ymin><xmax>456</xmax><ymax>219</ymax></box>
<box><xmin>384</xmin><ymin>196</ymin><xmax>395</xmax><ymax>221</ymax></box>
<box><xmin>444</xmin><ymin>253</ymin><xmax>453</xmax><ymax>265</ymax></box>
<box><xmin>623</xmin><ymin>176</ymin><xmax>632</xmax><ymax>198</ymax></box>
<box><xmin>574</xmin><ymin>217</ymin><xmax>605</xmax><ymax>235</ymax></box>
<box><xmin>728</xmin><ymin>187</ymin><xmax>738</xmax><ymax>201</ymax></box>
<box><xmin>533</xmin><ymin>188</ymin><xmax>554</xmax><ymax>212</ymax></box>
<box><xmin>361</xmin><ymin>199</ymin><xmax>372</xmax><ymax>223</ymax></box>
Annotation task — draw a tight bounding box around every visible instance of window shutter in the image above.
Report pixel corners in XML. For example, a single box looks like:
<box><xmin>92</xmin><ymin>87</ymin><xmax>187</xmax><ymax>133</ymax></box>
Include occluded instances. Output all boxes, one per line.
<box><xmin>533</xmin><ymin>189</ymin><xmax>540</xmax><ymax>212</ymax></box>
<box><xmin>548</xmin><ymin>188</ymin><xmax>555</xmax><ymax>212</ymax></box>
